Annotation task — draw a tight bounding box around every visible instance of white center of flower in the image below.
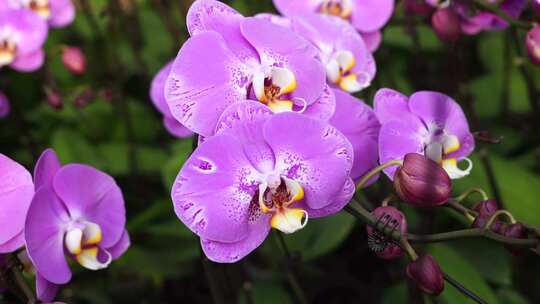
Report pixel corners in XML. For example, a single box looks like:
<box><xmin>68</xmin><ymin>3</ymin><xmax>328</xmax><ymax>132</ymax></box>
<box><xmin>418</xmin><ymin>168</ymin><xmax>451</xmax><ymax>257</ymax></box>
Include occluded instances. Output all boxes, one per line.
<box><xmin>424</xmin><ymin>128</ymin><xmax>472</xmax><ymax>179</ymax></box>
<box><xmin>325</xmin><ymin>50</ymin><xmax>370</xmax><ymax>93</ymax></box>
<box><xmin>253</xmin><ymin>67</ymin><xmax>300</xmax><ymax>113</ymax></box>
<box><xmin>320</xmin><ymin>0</ymin><xmax>353</xmax><ymax>19</ymax></box>
<box><xmin>64</xmin><ymin>221</ymin><xmax>112</xmax><ymax>271</ymax></box>
<box><xmin>258</xmin><ymin>176</ymin><xmax>307</xmax><ymax>234</ymax></box>
<box><xmin>20</xmin><ymin>0</ymin><xmax>51</xmax><ymax>19</ymax></box>
<box><xmin>0</xmin><ymin>27</ymin><xmax>19</xmax><ymax>67</ymax></box>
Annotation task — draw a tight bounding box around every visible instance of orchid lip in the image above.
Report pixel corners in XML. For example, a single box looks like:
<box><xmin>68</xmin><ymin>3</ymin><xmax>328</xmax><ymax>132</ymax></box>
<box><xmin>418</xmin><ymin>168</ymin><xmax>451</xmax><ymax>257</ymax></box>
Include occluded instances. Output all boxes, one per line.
<box><xmin>0</xmin><ymin>35</ymin><xmax>18</xmax><ymax>66</ymax></box>
<box><xmin>424</xmin><ymin>130</ymin><xmax>472</xmax><ymax>179</ymax></box>
<box><xmin>27</xmin><ymin>0</ymin><xmax>52</xmax><ymax>19</ymax></box>
<box><xmin>320</xmin><ymin>0</ymin><xmax>353</xmax><ymax>19</ymax></box>
<box><xmin>253</xmin><ymin>67</ymin><xmax>297</xmax><ymax>113</ymax></box>
<box><xmin>326</xmin><ymin>50</ymin><xmax>369</xmax><ymax>93</ymax></box>
<box><xmin>64</xmin><ymin>221</ymin><xmax>112</xmax><ymax>271</ymax></box>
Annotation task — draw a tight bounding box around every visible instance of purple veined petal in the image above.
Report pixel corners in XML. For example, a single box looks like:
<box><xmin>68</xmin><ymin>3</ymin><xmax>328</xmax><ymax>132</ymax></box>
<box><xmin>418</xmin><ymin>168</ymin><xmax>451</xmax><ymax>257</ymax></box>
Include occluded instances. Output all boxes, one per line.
<box><xmin>350</xmin><ymin>0</ymin><xmax>394</xmax><ymax>33</ymax></box>
<box><xmin>0</xmin><ymin>9</ymin><xmax>48</xmax><ymax>55</ymax></box>
<box><xmin>297</xmin><ymin>177</ymin><xmax>355</xmax><ymax>218</ymax></box>
<box><xmin>373</xmin><ymin>88</ymin><xmax>415</xmax><ymax>124</ymax></box>
<box><xmin>10</xmin><ymin>49</ymin><xmax>45</xmax><ymax>72</ymax></box>
<box><xmin>163</xmin><ymin>117</ymin><xmax>194</xmax><ymax>138</ymax></box>
<box><xmin>186</xmin><ymin>0</ymin><xmax>258</xmax><ymax>62</ymax></box>
<box><xmin>165</xmin><ymin>31</ymin><xmax>250</xmax><ymax>137</ymax></box>
<box><xmin>301</xmin><ymin>84</ymin><xmax>336</xmax><ymax>121</ymax></box>
<box><xmin>25</xmin><ymin>188</ymin><xmax>71</xmax><ymax>284</ymax></box>
<box><xmin>0</xmin><ymin>91</ymin><xmax>10</xmax><ymax>118</ymax></box>
<box><xmin>172</xmin><ymin>134</ymin><xmax>267</xmax><ymax>243</ymax></box>
<box><xmin>49</xmin><ymin>0</ymin><xmax>75</xmax><ymax>28</ymax></box>
<box><xmin>379</xmin><ymin>119</ymin><xmax>427</xmax><ymax>179</ymax></box>
<box><xmin>34</xmin><ymin>148</ymin><xmax>61</xmax><ymax>191</ymax></box>
<box><xmin>330</xmin><ymin>89</ymin><xmax>380</xmax><ymax>181</ymax></box>
<box><xmin>273</xmin><ymin>0</ymin><xmax>323</xmax><ymax>16</ymax></box>
<box><xmin>0</xmin><ymin>153</ymin><xmax>33</xmax><ymax>244</ymax></box>
<box><xmin>200</xmin><ymin>211</ymin><xmax>271</xmax><ymax>263</ymax></box>
<box><xmin>360</xmin><ymin>31</ymin><xmax>382</xmax><ymax>53</ymax></box>
<box><xmin>36</xmin><ymin>272</ymin><xmax>59</xmax><ymax>302</ymax></box>
<box><xmin>150</xmin><ymin>60</ymin><xmax>174</xmax><ymax>117</ymax></box>
<box><xmin>52</xmin><ymin>164</ymin><xmax>126</xmax><ymax>248</ymax></box>
<box><xmin>0</xmin><ymin>231</ymin><xmax>25</xmax><ymax>253</ymax></box>
<box><xmin>263</xmin><ymin>113</ymin><xmax>354</xmax><ymax>210</ymax></box>
<box><xmin>240</xmin><ymin>17</ymin><xmax>326</xmax><ymax>105</ymax></box>
<box><xmin>107</xmin><ymin>229</ymin><xmax>130</xmax><ymax>260</ymax></box>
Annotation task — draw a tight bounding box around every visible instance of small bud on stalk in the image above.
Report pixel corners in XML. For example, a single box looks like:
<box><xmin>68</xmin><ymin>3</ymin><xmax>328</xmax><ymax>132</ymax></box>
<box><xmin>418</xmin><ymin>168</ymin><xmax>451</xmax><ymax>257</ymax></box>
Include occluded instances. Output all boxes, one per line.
<box><xmin>366</xmin><ymin>206</ymin><xmax>407</xmax><ymax>259</ymax></box>
<box><xmin>502</xmin><ymin>223</ymin><xmax>527</xmax><ymax>256</ymax></box>
<box><xmin>394</xmin><ymin>153</ymin><xmax>452</xmax><ymax>207</ymax></box>
<box><xmin>45</xmin><ymin>88</ymin><xmax>63</xmax><ymax>111</ymax></box>
<box><xmin>432</xmin><ymin>8</ymin><xmax>461</xmax><ymax>42</ymax></box>
<box><xmin>403</xmin><ymin>0</ymin><xmax>433</xmax><ymax>16</ymax></box>
<box><xmin>471</xmin><ymin>200</ymin><xmax>500</xmax><ymax>229</ymax></box>
<box><xmin>74</xmin><ymin>88</ymin><xmax>95</xmax><ymax>108</ymax></box>
<box><xmin>62</xmin><ymin>46</ymin><xmax>86</xmax><ymax>75</ymax></box>
<box><xmin>526</xmin><ymin>25</ymin><xmax>540</xmax><ymax>67</ymax></box>
<box><xmin>406</xmin><ymin>254</ymin><xmax>444</xmax><ymax>295</ymax></box>
<box><xmin>0</xmin><ymin>91</ymin><xmax>10</xmax><ymax>118</ymax></box>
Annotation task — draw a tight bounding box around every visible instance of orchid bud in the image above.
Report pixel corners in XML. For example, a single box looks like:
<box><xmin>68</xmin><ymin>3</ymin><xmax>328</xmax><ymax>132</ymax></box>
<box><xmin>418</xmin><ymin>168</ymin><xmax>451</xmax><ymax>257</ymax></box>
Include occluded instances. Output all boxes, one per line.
<box><xmin>406</xmin><ymin>254</ymin><xmax>444</xmax><ymax>295</ymax></box>
<box><xmin>426</xmin><ymin>0</ymin><xmax>450</xmax><ymax>8</ymax></box>
<box><xmin>394</xmin><ymin>153</ymin><xmax>452</xmax><ymax>207</ymax></box>
<box><xmin>74</xmin><ymin>88</ymin><xmax>95</xmax><ymax>108</ymax></box>
<box><xmin>526</xmin><ymin>25</ymin><xmax>540</xmax><ymax>67</ymax></box>
<box><xmin>45</xmin><ymin>88</ymin><xmax>63</xmax><ymax>111</ymax></box>
<box><xmin>366</xmin><ymin>206</ymin><xmax>407</xmax><ymax>259</ymax></box>
<box><xmin>533</xmin><ymin>0</ymin><xmax>540</xmax><ymax>18</ymax></box>
<box><xmin>472</xmin><ymin>199</ymin><xmax>498</xmax><ymax>216</ymax></box>
<box><xmin>404</xmin><ymin>0</ymin><xmax>433</xmax><ymax>16</ymax></box>
<box><xmin>0</xmin><ymin>91</ymin><xmax>10</xmax><ymax>118</ymax></box>
<box><xmin>432</xmin><ymin>8</ymin><xmax>461</xmax><ymax>42</ymax></box>
<box><xmin>470</xmin><ymin>200</ymin><xmax>506</xmax><ymax>233</ymax></box>
<box><xmin>62</xmin><ymin>46</ymin><xmax>86</xmax><ymax>75</ymax></box>
<box><xmin>502</xmin><ymin>223</ymin><xmax>527</xmax><ymax>256</ymax></box>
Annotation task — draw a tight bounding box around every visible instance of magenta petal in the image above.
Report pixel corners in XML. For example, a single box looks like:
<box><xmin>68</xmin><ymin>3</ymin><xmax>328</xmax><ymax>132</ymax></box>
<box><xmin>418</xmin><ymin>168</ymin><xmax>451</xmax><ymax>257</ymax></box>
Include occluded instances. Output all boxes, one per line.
<box><xmin>240</xmin><ymin>18</ymin><xmax>325</xmax><ymax>105</ymax></box>
<box><xmin>0</xmin><ymin>153</ymin><xmax>33</xmax><ymax>244</ymax></box>
<box><xmin>301</xmin><ymin>177</ymin><xmax>355</xmax><ymax>218</ymax></box>
<box><xmin>360</xmin><ymin>31</ymin><xmax>382</xmax><ymax>52</ymax></box>
<box><xmin>25</xmin><ymin>188</ymin><xmax>71</xmax><ymax>284</ymax></box>
<box><xmin>351</xmin><ymin>0</ymin><xmax>394</xmax><ymax>33</ymax></box>
<box><xmin>172</xmin><ymin>134</ymin><xmax>265</xmax><ymax>243</ymax></box>
<box><xmin>186</xmin><ymin>0</ymin><xmax>258</xmax><ymax>61</ymax></box>
<box><xmin>273</xmin><ymin>0</ymin><xmax>323</xmax><ymax>16</ymax></box>
<box><xmin>263</xmin><ymin>113</ymin><xmax>353</xmax><ymax>210</ymax></box>
<box><xmin>53</xmin><ymin>164</ymin><xmax>125</xmax><ymax>248</ymax></box>
<box><xmin>34</xmin><ymin>149</ymin><xmax>61</xmax><ymax>191</ymax></box>
<box><xmin>107</xmin><ymin>229</ymin><xmax>130</xmax><ymax>260</ymax></box>
<box><xmin>200</xmin><ymin>212</ymin><xmax>271</xmax><ymax>263</ymax></box>
<box><xmin>150</xmin><ymin>61</ymin><xmax>174</xmax><ymax>117</ymax></box>
<box><xmin>165</xmin><ymin>31</ymin><xmax>250</xmax><ymax>136</ymax></box>
<box><xmin>374</xmin><ymin>88</ymin><xmax>415</xmax><ymax>124</ymax></box>
<box><xmin>163</xmin><ymin>117</ymin><xmax>194</xmax><ymax>138</ymax></box>
<box><xmin>10</xmin><ymin>49</ymin><xmax>45</xmax><ymax>72</ymax></box>
<box><xmin>330</xmin><ymin>90</ymin><xmax>380</xmax><ymax>181</ymax></box>
<box><xmin>301</xmin><ymin>85</ymin><xmax>336</xmax><ymax>121</ymax></box>
<box><xmin>0</xmin><ymin>231</ymin><xmax>25</xmax><ymax>253</ymax></box>
<box><xmin>0</xmin><ymin>9</ymin><xmax>47</xmax><ymax>55</ymax></box>
<box><xmin>36</xmin><ymin>272</ymin><xmax>59</xmax><ymax>302</ymax></box>
<box><xmin>49</xmin><ymin>0</ymin><xmax>75</xmax><ymax>28</ymax></box>
<box><xmin>379</xmin><ymin>119</ymin><xmax>427</xmax><ymax>179</ymax></box>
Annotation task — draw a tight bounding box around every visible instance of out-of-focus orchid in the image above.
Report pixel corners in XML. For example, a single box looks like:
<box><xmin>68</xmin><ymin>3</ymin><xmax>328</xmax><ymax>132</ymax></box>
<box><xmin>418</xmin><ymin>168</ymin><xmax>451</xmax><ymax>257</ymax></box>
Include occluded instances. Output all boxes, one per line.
<box><xmin>329</xmin><ymin>89</ymin><xmax>379</xmax><ymax>182</ymax></box>
<box><xmin>374</xmin><ymin>88</ymin><xmax>475</xmax><ymax>180</ymax></box>
<box><xmin>172</xmin><ymin>102</ymin><xmax>354</xmax><ymax>262</ymax></box>
<box><xmin>0</xmin><ymin>91</ymin><xmax>10</xmax><ymax>118</ymax></box>
<box><xmin>0</xmin><ymin>8</ymin><xmax>47</xmax><ymax>72</ymax></box>
<box><xmin>25</xmin><ymin>149</ymin><xmax>130</xmax><ymax>302</ymax></box>
<box><xmin>272</xmin><ymin>0</ymin><xmax>395</xmax><ymax>52</ymax></box>
<box><xmin>150</xmin><ymin>61</ymin><xmax>194</xmax><ymax>138</ymax></box>
<box><xmin>165</xmin><ymin>0</ymin><xmax>334</xmax><ymax>137</ymax></box>
<box><xmin>0</xmin><ymin>0</ymin><xmax>75</xmax><ymax>28</ymax></box>
<box><xmin>61</xmin><ymin>46</ymin><xmax>85</xmax><ymax>75</ymax></box>
<box><xmin>0</xmin><ymin>153</ymin><xmax>34</xmax><ymax>253</ymax></box>
<box><xmin>526</xmin><ymin>25</ymin><xmax>540</xmax><ymax>67</ymax></box>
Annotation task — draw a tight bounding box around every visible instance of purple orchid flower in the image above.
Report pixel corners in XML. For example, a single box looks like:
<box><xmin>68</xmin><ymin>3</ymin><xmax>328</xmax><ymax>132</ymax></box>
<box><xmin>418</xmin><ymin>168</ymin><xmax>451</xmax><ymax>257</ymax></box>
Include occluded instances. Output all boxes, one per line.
<box><xmin>172</xmin><ymin>102</ymin><xmax>354</xmax><ymax>262</ymax></box>
<box><xmin>329</xmin><ymin>89</ymin><xmax>380</xmax><ymax>182</ymax></box>
<box><xmin>256</xmin><ymin>13</ymin><xmax>376</xmax><ymax>93</ymax></box>
<box><xmin>272</xmin><ymin>0</ymin><xmax>395</xmax><ymax>52</ymax></box>
<box><xmin>0</xmin><ymin>8</ymin><xmax>47</xmax><ymax>72</ymax></box>
<box><xmin>374</xmin><ymin>88</ymin><xmax>475</xmax><ymax>180</ymax></box>
<box><xmin>150</xmin><ymin>61</ymin><xmax>194</xmax><ymax>138</ymax></box>
<box><xmin>0</xmin><ymin>153</ymin><xmax>34</xmax><ymax>253</ymax></box>
<box><xmin>165</xmin><ymin>0</ymin><xmax>334</xmax><ymax>137</ymax></box>
<box><xmin>24</xmin><ymin>149</ymin><xmax>130</xmax><ymax>302</ymax></box>
<box><xmin>0</xmin><ymin>0</ymin><xmax>76</xmax><ymax>28</ymax></box>
<box><xmin>0</xmin><ymin>91</ymin><xmax>10</xmax><ymax>118</ymax></box>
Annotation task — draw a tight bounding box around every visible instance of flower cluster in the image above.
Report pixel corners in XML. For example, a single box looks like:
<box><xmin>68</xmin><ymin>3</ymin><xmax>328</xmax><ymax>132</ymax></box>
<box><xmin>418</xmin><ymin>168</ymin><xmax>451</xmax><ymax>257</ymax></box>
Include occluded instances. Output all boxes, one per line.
<box><xmin>0</xmin><ymin>149</ymin><xmax>129</xmax><ymax>302</ymax></box>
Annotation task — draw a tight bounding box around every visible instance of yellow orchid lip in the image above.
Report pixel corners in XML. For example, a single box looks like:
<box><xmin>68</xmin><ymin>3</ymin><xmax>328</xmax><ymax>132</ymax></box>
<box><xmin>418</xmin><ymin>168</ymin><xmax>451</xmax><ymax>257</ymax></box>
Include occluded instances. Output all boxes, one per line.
<box><xmin>321</xmin><ymin>0</ymin><xmax>353</xmax><ymax>19</ymax></box>
<box><xmin>29</xmin><ymin>0</ymin><xmax>51</xmax><ymax>19</ymax></box>
<box><xmin>0</xmin><ymin>40</ymin><xmax>17</xmax><ymax>66</ymax></box>
<box><xmin>253</xmin><ymin>67</ymin><xmax>298</xmax><ymax>113</ymax></box>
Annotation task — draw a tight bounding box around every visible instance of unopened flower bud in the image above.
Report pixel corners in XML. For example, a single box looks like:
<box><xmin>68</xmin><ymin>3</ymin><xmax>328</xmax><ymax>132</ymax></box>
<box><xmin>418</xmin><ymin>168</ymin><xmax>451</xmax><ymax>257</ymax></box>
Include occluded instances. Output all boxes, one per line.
<box><xmin>426</xmin><ymin>0</ymin><xmax>450</xmax><ymax>8</ymax></box>
<box><xmin>404</xmin><ymin>0</ymin><xmax>433</xmax><ymax>16</ymax></box>
<box><xmin>366</xmin><ymin>206</ymin><xmax>407</xmax><ymax>259</ymax></box>
<box><xmin>471</xmin><ymin>199</ymin><xmax>499</xmax><ymax>229</ymax></box>
<box><xmin>62</xmin><ymin>46</ymin><xmax>86</xmax><ymax>75</ymax></box>
<box><xmin>45</xmin><ymin>88</ymin><xmax>63</xmax><ymax>111</ymax></box>
<box><xmin>432</xmin><ymin>8</ymin><xmax>461</xmax><ymax>42</ymax></box>
<box><xmin>533</xmin><ymin>0</ymin><xmax>540</xmax><ymax>19</ymax></box>
<box><xmin>502</xmin><ymin>223</ymin><xmax>527</xmax><ymax>256</ymax></box>
<box><xmin>394</xmin><ymin>153</ymin><xmax>451</xmax><ymax>207</ymax></box>
<box><xmin>0</xmin><ymin>91</ymin><xmax>10</xmax><ymax>118</ymax></box>
<box><xmin>406</xmin><ymin>254</ymin><xmax>444</xmax><ymax>295</ymax></box>
<box><xmin>526</xmin><ymin>25</ymin><xmax>540</xmax><ymax>67</ymax></box>
<box><xmin>74</xmin><ymin>88</ymin><xmax>95</xmax><ymax>108</ymax></box>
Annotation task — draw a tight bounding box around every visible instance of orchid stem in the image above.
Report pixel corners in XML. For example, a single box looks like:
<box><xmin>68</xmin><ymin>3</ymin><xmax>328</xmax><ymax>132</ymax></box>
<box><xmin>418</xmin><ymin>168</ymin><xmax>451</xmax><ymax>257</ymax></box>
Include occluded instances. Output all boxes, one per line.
<box><xmin>455</xmin><ymin>188</ymin><xmax>488</xmax><ymax>203</ymax></box>
<box><xmin>355</xmin><ymin>160</ymin><xmax>402</xmax><ymax>191</ymax></box>
<box><xmin>275</xmin><ymin>232</ymin><xmax>308</xmax><ymax>304</ymax></box>
<box><xmin>442</xmin><ymin>273</ymin><xmax>487</xmax><ymax>304</ymax></box>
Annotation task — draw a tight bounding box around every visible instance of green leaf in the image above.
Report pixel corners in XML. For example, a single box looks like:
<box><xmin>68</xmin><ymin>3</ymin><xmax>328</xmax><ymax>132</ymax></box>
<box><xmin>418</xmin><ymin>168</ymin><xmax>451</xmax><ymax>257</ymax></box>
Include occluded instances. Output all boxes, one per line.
<box><xmin>51</xmin><ymin>129</ymin><xmax>103</xmax><ymax>168</ymax></box>
<box><xmin>381</xmin><ymin>282</ymin><xmax>408</xmax><ymax>304</ymax></box>
<box><xmin>162</xmin><ymin>139</ymin><xmax>193</xmax><ymax>189</ymax></box>
<box><xmin>497</xmin><ymin>288</ymin><xmax>530</xmax><ymax>304</ymax></box>
<box><xmin>428</xmin><ymin>244</ymin><xmax>499</xmax><ymax>304</ymax></box>
<box><xmin>238</xmin><ymin>282</ymin><xmax>293</xmax><ymax>304</ymax></box>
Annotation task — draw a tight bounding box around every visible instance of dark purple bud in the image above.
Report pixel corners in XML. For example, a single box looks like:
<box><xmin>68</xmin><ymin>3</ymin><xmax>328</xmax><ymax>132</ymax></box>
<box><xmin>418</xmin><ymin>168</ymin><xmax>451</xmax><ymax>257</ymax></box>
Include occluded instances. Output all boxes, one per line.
<box><xmin>0</xmin><ymin>91</ymin><xmax>10</xmax><ymax>118</ymax></box>
<box><xmin>74</xmin><ymin>88</ymin><xmax>95</xmax><ymax>108</ymax></box>
<box><xmin>432</xmin><ymin>8</ymin><xmax>461</xmax><ymax>42</ymax></box>
<box><xmin>502</xmin><ymin>223</ymin><xmax>527</xmax><ymax>256</ymax></box>
<box><xmin>406</xmin><ymin>254</ymin><xmax>444</xmax><ymax>295</ymax></box>
<box><xmin>526</xmin><ymin>25</ymin><xmax>540</xmax><ymax>67</ymax></box>
<box><xmin>394</xmin><ymin>153</ymin><xmax>452</xmax><ymax>207</ymax></box>
<box><xmin>472</xmin><ymin>200</ymin><xmax>498</xmax><ymax>216</ymax></box>
<box><xmin>532</xmin><ymin>0</ymin><xmax>540</xmax><ymax>19</ymax></box>
<box><xmin>62</xmin><ymin>46</ymin><xmax>86</xmax><ymax>75</ymax></box>
<box><xmin>366</xmin><ymin>206</ymin><xmax>407</xmax><ymax>259</ymax></box>
<box><xmin>45</xmin><ymin>88</ymin><xmax>63</xmax><ymax>111</ymax></box>
<box><xmin>99</xmin><ymin>88</ymin><xmax>114</xmax><ymax>102</ymax></box>
<box><xmin>403</xmin><ymin>0</ymin><xmax>433</xmax><ymax>16</ymax></box>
